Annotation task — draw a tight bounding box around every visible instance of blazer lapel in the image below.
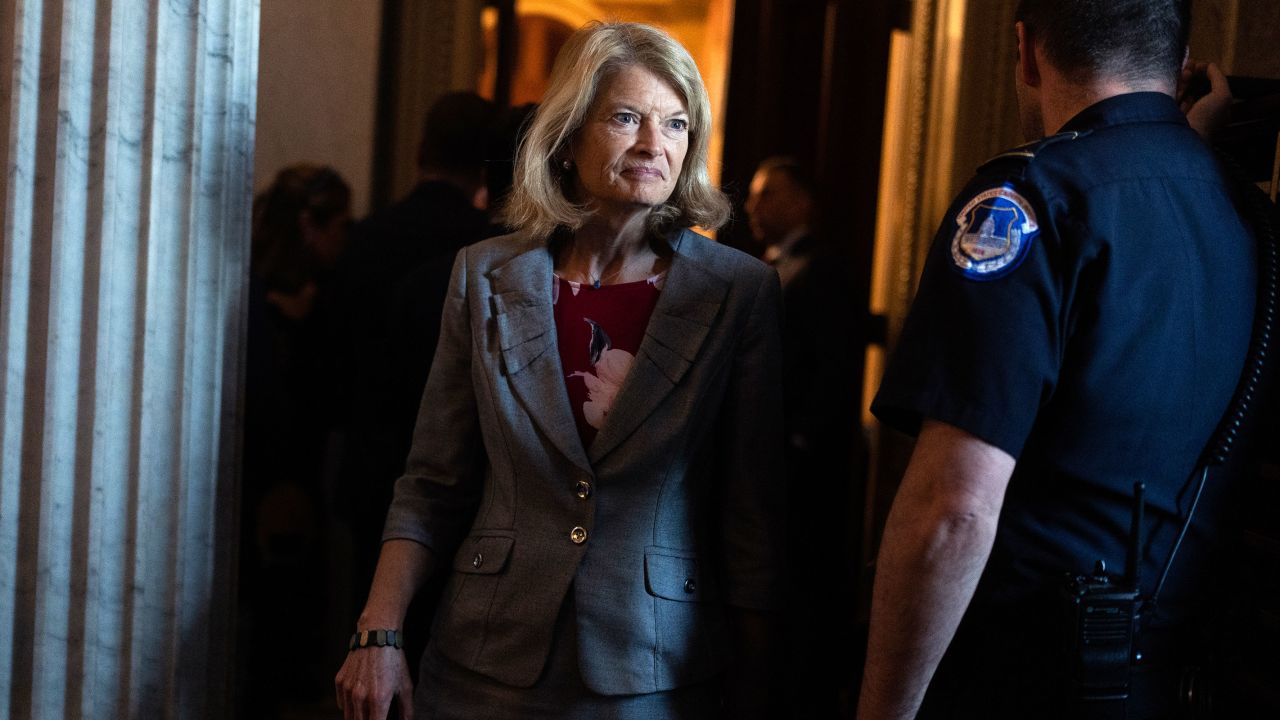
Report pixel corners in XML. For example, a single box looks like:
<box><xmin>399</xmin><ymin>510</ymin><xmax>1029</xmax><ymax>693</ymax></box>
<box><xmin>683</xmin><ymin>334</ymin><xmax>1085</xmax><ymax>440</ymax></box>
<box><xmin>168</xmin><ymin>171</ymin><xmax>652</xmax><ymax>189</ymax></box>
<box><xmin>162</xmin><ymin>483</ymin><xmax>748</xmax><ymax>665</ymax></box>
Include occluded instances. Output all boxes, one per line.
<box><xmin>588</xmin><ymin>230</ymin><xmax>729</xmax><ymax>464</ymax></box>
<box><xmin>488</xmin><ymin>238</ymin><xmax>593</xmax><ymax>475</ymax></box>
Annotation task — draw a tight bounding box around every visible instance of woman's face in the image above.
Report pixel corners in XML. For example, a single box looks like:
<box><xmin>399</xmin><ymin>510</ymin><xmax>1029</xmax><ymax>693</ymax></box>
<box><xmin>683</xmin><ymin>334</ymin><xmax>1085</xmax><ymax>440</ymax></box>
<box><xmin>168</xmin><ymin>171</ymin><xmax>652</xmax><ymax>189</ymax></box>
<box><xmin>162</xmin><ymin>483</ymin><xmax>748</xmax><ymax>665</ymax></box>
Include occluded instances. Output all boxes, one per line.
<box><xmin>301</xmin><ymin>209</ymin><xmax>350</xmax><ymax>269</ymax></box>
<box><xmin>569</xmin><ymin>64</ymin><xmax>690</xmax><ymax>214</ymax></box>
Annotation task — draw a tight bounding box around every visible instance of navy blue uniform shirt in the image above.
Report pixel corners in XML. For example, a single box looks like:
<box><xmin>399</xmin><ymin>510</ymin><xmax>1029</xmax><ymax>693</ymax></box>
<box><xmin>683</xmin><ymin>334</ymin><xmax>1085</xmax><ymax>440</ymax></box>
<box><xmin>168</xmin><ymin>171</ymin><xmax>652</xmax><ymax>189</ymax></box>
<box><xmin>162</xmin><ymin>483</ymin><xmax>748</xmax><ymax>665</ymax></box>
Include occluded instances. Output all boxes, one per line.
<box><xmin>873</xmin><ymin>92</ymin><xmax>1256</xmax><ymax>708</ymax></box>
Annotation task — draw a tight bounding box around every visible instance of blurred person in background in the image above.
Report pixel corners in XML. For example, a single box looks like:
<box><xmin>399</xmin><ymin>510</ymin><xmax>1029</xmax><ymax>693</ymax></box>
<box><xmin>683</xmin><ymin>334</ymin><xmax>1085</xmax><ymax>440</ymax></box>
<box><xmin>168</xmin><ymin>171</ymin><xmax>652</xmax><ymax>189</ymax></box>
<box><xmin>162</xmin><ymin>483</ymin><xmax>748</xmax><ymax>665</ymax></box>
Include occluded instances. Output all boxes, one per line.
<box><xmin>335</xmin><ymin>91</ymin><xmax>500</xmax><ymax>622</ymax></box>
<box><xmin>243</xmin><ymin>164</ymin><xmax>352</xmax><ymax>716</ymax></box>
<box><xmin>747</xmin><ymin>155</ymin><xmax>867</xmax><ymax>719</ymax></box>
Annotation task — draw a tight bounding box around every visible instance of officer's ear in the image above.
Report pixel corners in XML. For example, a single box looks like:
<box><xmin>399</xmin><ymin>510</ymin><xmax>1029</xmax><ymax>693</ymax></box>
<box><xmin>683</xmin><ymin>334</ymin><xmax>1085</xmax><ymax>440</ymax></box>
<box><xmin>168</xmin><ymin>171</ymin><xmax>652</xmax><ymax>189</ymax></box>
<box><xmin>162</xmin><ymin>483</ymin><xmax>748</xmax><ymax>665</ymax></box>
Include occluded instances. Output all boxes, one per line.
<box><xmin>1015</xmin><ymin>21</ymin><xmax>1042</xmax><ymax>88</ymax></box>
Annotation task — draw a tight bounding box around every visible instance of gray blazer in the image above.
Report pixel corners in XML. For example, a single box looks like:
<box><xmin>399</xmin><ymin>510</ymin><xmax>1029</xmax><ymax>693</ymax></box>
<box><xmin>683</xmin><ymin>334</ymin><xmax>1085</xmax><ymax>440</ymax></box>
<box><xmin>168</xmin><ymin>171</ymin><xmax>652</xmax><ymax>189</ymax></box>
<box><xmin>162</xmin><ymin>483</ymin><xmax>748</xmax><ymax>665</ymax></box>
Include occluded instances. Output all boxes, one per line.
<box><xmin>383</xmin><ymin>228</ymin><xmax>785</xmax><ymax>695</ymax></box>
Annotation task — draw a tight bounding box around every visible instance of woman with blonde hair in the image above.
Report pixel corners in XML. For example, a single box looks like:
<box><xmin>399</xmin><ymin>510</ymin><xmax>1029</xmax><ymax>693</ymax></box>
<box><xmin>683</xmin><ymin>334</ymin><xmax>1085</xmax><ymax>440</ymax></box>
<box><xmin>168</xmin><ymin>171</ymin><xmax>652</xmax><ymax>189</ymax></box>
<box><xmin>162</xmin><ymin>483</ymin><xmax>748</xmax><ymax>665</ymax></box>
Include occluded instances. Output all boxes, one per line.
<box><xmin>336</xmin><ymin>22</ymin><xmax>784</xmax><ymax>719</ymax></box>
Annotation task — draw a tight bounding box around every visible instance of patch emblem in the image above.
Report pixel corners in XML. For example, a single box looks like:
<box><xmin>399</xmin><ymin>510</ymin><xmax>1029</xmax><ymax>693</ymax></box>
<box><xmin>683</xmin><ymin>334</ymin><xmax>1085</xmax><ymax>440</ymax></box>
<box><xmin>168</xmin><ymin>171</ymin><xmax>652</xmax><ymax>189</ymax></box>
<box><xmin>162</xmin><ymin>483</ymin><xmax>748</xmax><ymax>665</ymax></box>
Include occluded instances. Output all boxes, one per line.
<box><xmin>950</xmin><ymin>185</ymin><xmax>1039</xmax><ymax>279</ymax></box>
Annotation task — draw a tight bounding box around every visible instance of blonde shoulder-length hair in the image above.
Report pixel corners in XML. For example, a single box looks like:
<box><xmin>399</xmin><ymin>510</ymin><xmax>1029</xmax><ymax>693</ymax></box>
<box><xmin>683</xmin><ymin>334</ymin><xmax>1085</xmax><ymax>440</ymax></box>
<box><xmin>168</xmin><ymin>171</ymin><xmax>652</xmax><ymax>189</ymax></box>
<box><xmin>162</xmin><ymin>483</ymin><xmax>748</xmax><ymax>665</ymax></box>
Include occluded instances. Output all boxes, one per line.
<box><xmin>502</xmin><ymin>21</ymin><xmax>731</xmax><ymax>240</ymax></box>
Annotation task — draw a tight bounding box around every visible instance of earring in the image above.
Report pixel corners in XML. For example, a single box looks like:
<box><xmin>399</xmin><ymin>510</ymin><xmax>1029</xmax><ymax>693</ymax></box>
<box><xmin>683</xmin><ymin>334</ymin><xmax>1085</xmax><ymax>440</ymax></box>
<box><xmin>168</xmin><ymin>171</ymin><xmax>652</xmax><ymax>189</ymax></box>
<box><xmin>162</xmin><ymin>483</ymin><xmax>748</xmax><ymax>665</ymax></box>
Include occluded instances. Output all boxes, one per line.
<box><xmin>561</xmin><ymin>159</ymin><xmax>572</xmax><ymax>171</ymax></box>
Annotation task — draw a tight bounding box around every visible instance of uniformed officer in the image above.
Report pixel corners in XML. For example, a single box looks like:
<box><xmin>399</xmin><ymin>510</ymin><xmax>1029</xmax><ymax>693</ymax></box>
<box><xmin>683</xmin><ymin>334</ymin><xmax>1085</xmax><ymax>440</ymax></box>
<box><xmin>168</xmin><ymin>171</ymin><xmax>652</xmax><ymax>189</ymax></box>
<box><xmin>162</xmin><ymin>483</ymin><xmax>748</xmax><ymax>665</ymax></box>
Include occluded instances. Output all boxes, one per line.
<box><xmin>857</xmin><ymin>2</ymin><xmax>1256</xmax><ymax>719</ymax></box>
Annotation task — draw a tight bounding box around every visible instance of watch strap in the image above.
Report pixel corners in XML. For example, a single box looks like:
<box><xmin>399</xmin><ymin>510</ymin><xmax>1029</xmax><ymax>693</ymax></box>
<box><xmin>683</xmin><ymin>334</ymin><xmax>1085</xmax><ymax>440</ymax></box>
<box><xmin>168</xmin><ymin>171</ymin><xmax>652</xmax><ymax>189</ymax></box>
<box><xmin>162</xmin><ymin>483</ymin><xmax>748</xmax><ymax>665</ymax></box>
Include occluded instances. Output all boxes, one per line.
<box><xmin>348</xmin><ymin>628</ymin><xmax>403</xmax><ymax>651</ymax></box>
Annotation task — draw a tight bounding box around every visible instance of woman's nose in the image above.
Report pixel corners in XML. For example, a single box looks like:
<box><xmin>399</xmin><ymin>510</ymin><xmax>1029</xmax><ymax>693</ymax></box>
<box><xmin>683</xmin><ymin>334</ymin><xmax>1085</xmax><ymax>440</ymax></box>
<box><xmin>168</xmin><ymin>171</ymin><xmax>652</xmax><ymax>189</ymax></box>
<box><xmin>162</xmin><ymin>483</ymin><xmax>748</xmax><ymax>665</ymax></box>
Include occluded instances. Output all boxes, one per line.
<box><xmin>633</xmin><ymin>120</ymin><xmax>661</xmax><ymax>155</ymax></box>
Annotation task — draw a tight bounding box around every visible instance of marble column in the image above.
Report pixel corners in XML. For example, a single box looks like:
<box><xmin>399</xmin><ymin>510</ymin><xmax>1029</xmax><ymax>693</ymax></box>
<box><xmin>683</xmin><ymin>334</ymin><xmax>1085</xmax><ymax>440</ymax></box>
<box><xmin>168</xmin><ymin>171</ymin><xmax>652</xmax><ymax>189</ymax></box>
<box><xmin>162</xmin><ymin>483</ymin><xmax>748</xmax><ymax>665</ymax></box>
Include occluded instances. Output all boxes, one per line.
<box><xmin>0</xmin><ymin>1</ymin><xmax>258</xmax><ymax>718</ymax></box>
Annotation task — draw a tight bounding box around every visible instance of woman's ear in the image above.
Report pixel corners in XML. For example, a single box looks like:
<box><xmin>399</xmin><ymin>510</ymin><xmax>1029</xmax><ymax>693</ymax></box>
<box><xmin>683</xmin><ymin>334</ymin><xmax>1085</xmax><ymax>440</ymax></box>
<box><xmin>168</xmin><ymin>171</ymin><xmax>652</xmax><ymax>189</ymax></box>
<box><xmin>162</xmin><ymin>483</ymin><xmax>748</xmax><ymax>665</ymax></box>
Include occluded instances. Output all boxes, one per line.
<box><xmin>556</xmin><ymin>141</ymin><xmax>575</xmax><ymax>172</ymax></box>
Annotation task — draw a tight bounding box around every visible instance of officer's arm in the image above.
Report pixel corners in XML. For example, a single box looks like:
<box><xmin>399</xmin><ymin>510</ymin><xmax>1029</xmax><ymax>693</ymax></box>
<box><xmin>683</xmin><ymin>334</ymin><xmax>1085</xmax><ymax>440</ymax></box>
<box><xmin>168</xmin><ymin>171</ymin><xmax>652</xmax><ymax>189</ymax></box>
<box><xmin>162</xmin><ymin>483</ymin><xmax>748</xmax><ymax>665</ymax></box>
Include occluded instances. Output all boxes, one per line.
<box><xmin>857</xmin><ymin>420</ymin><xmax>1015</xmax><ymax>720</ymax></box>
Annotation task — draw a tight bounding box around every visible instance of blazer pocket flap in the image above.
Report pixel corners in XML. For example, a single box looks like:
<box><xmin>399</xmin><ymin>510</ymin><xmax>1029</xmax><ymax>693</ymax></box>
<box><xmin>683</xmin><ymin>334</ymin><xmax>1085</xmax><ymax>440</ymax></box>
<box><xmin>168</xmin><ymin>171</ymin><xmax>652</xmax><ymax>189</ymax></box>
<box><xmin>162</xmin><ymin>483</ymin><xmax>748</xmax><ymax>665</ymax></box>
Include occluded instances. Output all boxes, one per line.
<box><xmin>494</xmin><ymin>304</ymin><xmax>550</xmax><ymax>350</ymax></box>
<box><xmin>453</xmin><ymin>535</ymin><xmax>515</xmax><ymax>575</ymax></box>
<box><xmin>644</xmin><ymin>549</ymin><xmax>718</xmax><ymax>602</ymax></box>
<box><xmin>646</xmin><ymin>309</ymin><xmax>715</xmax><ymax>362</ymax></box>
<box><xmin>490</xmin><ymin>289</ymin><xmax>545</xmax><ymax>316</ymax></box>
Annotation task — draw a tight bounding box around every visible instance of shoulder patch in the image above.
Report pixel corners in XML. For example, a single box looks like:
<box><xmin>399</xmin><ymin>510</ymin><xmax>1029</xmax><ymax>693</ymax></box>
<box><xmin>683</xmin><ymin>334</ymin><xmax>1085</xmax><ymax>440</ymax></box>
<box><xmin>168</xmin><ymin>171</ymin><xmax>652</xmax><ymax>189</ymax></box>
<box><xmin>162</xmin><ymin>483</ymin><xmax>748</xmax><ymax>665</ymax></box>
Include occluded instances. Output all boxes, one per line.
<box><xmin>950</xmin><ymin>184</ymin><xmax>1039</xmax><ymax>280</ymax></box>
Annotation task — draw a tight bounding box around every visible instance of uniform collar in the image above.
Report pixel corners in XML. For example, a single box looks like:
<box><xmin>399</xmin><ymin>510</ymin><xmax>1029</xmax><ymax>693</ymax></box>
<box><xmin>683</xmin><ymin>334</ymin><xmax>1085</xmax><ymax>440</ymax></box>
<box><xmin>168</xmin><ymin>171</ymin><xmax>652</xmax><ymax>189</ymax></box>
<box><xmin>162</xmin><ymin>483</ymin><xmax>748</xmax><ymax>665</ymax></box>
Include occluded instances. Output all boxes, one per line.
<box><xmin>1058</xmin><ymin>91</ymin><xmax>1187</xmax><ymax>135</ymax></box>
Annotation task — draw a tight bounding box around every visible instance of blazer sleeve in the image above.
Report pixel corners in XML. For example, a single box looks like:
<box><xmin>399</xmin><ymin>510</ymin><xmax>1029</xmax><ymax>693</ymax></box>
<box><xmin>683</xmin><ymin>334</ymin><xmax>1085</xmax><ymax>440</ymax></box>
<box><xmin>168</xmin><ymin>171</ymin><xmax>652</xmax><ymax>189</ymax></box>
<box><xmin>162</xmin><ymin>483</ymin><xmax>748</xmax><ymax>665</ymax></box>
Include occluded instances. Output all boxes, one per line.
<box><xmin>381</xmin><ymin>246</ymin><xmax>485</xmax><ymax>557</ymax></box>
<box><xmin>716</xmin><ymin>266</ymin><xmax>787</xmax><ymax>610</ymax></box>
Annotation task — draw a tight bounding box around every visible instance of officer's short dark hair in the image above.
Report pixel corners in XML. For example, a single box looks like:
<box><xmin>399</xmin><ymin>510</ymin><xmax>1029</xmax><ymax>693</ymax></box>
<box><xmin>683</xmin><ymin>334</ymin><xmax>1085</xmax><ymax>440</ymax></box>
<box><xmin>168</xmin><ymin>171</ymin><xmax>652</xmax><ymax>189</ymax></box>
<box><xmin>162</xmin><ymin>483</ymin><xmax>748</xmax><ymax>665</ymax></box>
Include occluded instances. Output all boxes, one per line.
<box><xmin>417</xmin><ymin>91</ymin><xmax>498</xmax><ymax>175</ymax></box>
<box><xmin>1015</xmin><ymin>0</ymin><xmax>1190</xmax><ymax>85</ymax></box>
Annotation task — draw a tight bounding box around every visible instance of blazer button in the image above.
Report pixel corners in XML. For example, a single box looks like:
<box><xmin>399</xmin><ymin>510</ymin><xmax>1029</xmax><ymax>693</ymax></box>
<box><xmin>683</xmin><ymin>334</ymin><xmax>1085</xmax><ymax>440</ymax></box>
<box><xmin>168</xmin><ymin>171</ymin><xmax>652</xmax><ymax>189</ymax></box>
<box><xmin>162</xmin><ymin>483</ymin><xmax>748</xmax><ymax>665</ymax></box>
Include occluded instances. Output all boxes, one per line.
<box><xmin>575</xmin><ymin>480</ymin><xmax>592</xmax><ymax>499</ymax></box>
<box><xmin>683</xmin><ymin>579</ymin><xmax>697</xmax><ymax>594</ymax></box>
<box><xmin>472</xmin><ymin>553</ymin><xmax>484</xmax><ymax>569</ymax></box>
<box><xmin>570</xmin><ymin>526</ymin><xmax>588</xmax><ymax>544</ymax></box>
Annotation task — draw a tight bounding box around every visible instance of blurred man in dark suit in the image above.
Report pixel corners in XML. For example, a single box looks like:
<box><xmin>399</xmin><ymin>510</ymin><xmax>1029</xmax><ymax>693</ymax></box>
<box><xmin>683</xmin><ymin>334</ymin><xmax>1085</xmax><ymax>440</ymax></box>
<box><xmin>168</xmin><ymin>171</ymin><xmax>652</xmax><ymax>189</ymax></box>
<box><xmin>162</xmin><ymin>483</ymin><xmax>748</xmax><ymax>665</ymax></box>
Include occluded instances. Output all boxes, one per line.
<box><xmin>335</xmin><ymin>92</ymin><xmax>498</xmax><ymax>625</ymax></box>
<box><xmin>747</xmin><ymin>156</ymin><xmax>866</xmax><ymax>719</ymax></box>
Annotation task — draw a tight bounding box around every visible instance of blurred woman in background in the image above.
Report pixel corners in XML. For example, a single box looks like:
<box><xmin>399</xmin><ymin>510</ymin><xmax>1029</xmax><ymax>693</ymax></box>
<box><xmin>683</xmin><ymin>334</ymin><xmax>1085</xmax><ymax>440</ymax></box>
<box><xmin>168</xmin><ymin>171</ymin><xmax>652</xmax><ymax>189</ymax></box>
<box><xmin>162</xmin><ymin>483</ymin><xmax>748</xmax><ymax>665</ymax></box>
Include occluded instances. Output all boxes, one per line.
<box><xmin>244</xmin><ymin>164</ymin><xmax>351</xmax><ymax>714</ymax></box>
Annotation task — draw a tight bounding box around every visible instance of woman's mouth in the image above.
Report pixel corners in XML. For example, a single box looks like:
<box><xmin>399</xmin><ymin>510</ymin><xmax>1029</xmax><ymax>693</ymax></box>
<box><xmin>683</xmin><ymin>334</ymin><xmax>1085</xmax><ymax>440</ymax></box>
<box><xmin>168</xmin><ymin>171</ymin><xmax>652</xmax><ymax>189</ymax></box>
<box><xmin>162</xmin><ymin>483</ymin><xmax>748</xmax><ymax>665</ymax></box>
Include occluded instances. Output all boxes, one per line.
<box><xmin>622</xmin><ymin>166</ymin><xmax>663</xmax><ymax>179</ymax></box>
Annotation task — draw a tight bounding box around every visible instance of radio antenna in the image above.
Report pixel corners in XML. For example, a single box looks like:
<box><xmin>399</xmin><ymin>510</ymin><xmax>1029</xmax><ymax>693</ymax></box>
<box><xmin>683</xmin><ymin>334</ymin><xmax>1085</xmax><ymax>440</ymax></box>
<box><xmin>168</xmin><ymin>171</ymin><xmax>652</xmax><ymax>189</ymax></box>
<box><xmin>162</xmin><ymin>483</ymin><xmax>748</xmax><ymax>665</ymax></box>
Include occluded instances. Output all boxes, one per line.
<box><xmin>1127</xmin><ymin>481</ymin><xmax>1145</xmax><ymax>592</ymax></box>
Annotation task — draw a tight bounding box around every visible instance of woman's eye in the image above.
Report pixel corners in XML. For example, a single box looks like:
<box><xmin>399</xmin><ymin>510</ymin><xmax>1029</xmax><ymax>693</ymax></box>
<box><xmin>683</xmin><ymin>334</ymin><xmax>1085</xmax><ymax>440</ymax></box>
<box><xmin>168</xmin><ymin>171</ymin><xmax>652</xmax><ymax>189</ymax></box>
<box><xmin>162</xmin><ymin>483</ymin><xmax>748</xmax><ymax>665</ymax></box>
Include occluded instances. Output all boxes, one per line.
<box><xmin>668</xmin><ymin>118</ymin><xmax>688</xmax><ymax>131</ymax></box>
<box><xmin>613</xmin><ymin>112</ymin><xmax>638</xmax><ymax>125</ymax></box>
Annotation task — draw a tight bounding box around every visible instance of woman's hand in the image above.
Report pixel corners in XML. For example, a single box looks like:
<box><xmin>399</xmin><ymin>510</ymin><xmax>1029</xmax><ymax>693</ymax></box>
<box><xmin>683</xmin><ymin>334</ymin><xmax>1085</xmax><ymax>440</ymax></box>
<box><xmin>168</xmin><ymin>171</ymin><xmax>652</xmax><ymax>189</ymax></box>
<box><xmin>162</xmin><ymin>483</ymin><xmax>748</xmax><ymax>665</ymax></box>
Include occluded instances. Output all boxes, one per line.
<box><xmin>335</xmin><ymin>646</ymin><xmax>414</xmax><ymax>720</ymax></box>
<box><xmin>335</xmin><ymin>540</ymin><xmax>435</xmax><ymax>719</ymax></box>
